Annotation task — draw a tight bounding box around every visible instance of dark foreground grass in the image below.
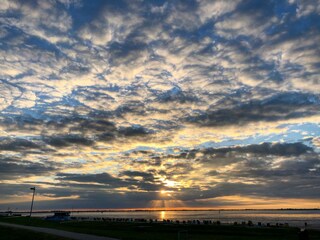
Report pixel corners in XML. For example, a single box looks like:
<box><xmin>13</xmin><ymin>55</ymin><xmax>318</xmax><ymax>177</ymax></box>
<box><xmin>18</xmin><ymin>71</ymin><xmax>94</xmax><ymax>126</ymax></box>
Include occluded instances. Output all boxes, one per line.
<box><xmin>1</xmin><ymin>216</ymin><xmax>320</xmax><ymax>240</ymax></box>
<box><xmin>0</xmin><ymin>225</ymin><xmax>70</xmax><ymax>240</ymax></box>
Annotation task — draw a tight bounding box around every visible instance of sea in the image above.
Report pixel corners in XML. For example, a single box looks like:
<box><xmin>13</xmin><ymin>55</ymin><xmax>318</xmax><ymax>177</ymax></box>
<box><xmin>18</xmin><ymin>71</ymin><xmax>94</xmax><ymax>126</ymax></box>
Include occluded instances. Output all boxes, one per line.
<box><xmin>27</xmin><ymin>209</ymin><xmax>320</xmax><ymax>229</ymax></box>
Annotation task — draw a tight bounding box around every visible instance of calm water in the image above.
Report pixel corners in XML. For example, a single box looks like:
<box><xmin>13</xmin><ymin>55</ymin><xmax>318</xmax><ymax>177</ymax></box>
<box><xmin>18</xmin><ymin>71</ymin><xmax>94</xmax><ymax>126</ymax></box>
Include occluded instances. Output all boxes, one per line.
<box><xmin>29</xmin><ymin>210</ymin><xmax>320</xmax><ymax>228</ymax></box>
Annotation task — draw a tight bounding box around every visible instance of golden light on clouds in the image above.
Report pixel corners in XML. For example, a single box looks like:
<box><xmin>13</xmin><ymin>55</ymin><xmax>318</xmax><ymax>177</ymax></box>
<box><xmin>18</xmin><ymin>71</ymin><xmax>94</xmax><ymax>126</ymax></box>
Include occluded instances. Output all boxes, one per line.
<box><xmin>0</xmin><ymin>0</ymin><xmax>319</xmax><ymax>211</ymax></box>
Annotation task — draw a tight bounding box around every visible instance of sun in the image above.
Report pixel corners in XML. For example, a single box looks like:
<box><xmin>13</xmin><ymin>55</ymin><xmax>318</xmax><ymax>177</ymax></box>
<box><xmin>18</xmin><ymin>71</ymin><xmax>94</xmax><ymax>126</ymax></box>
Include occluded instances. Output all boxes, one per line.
<box><xmin>160</xmin><ymin>190</ymin><xmax>174</xmax><ymax>197</ymax></box>
<box><xmin>160</xmin><ymin>190</ymin><xmax>167</xmax><ymax>195</ymax></box>
<box><xmin>164</xmin><ymin>179</ymin><xmax>177</xmax><ymax>187</ymax></box>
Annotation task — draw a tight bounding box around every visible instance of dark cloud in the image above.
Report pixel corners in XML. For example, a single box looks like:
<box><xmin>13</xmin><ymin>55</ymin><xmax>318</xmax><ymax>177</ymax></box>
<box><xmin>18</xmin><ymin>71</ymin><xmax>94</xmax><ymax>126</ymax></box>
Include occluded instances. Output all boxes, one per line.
<box><xmin>42</xmin><ymin>134</ymin><xmax>94</xmax><ymax>147</ymax></box>
<box><xmin>114</xmin><ymin>101</ymin><xmax>146</xmax><ymax>117</ymax></box>
<box><xmin>71</xmin><ymin>86</ymin><xmax>115</xmax><ymax>102</ymax></box>
<box><xmin>0</xmin><ymin>114</ymin><xmax>116</xmax><ymax>134</ymax></box>
<box><xmin>175</xmin><ymin>164</ymin><xmax>320</xmax><ymax>201</ymax></box>
<box><xmin>56</xmin><ymin>172</ymin><xmax>163</xmax><ymax>192</ymax></box>
<box><xmin>121</xmin><ymin>170</ymin><xmax>155</xmax><ymax>182</ymax></box>
<box><xmin>109</xmin><ymin>41</ymin><xmax>148</xmax><ymax>66</ymax></box>
<box><xmin>162</xmin><ymin>162</ymin><xmax>195</xmax><ymax>177</ymax></box>
<box><xmin>235</xmin><ymin>157</ymin><xmax>320</xmax><ymax>179</ymax></box>
<box><xmin>186</xmin><ymin>92</ymin><xmax>320</xmax><ymax>126</ymax></box>
<box><xmin>0</xmin><ymin>157</ymin><xmax>56</xmax><ymax>180</ymax></box>
<box><xmin>202</xmin><ymin>142</ymin><xmax>313</xmax><ymax>156</ymax></box>
<box><xmin>119</xmin><ymin>125</ymin><xmax>152</xmax><ymax>137</ymax></box>
<box><xmin>0</xmin><ymin>113</ymin><xmax>157</xmax><ymax>149</ymax></box>
<box><xmin>0</xmin><ymin>138</ymin><xmax>41</xmax><ymax>151</ymax></box>
<box><xmin>166</xmin><ymin>142</ymin><xmax>313</xmax><ymax>164</ymax></box>
<box><xmin>156</xmin><ymin>86</ymin><xmax>198</xmax><ymax>103</ymax></box>
<box><xmin>0</xmin><ymin>185</ymin><xmax>162</xmax><ymax>210</ymax></box>
<box><xmin>44</xmin><ymin>115</ymin><xmax>118</xmax><ymax>138</ymax></box>
<box><xmin>56</xmin><ymin>172</ymin><xmax>118</xmax><ymax>184</ymax></box>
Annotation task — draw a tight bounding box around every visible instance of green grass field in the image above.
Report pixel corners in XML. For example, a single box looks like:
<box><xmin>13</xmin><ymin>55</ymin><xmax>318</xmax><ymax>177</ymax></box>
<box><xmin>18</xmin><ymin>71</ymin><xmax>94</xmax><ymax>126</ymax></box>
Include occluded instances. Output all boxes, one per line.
<box><xmin>0</xmin><ymin>225</ymin><xmax>70</xmax><ymax>240</ymax></box>
<box><xmin>1</xmin><ymin>216</ymin><xmax>320</xmax><ymax>240</ymax></box>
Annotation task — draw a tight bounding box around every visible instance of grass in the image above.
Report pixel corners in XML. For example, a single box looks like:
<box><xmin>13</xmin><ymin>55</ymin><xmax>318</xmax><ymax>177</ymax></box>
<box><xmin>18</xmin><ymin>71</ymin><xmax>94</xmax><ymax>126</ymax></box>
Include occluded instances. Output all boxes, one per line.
<box><xmin>1</xmin><ymin>216</ymin><xmax>320</xmax><ymax>240</ymax></box>
<box><xmin>0</xmin><ymin>225</ymin><xmax>70</xmax><ymax>240</ymax></box>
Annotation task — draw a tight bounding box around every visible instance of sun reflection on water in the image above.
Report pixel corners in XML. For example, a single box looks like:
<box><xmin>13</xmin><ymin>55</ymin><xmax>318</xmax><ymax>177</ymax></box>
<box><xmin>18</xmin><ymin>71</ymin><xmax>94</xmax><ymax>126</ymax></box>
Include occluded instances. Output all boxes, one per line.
<box><xmin>161</xmin><ymin>211</ymin><xmax>166</xmax><ymax>219</ymax></box>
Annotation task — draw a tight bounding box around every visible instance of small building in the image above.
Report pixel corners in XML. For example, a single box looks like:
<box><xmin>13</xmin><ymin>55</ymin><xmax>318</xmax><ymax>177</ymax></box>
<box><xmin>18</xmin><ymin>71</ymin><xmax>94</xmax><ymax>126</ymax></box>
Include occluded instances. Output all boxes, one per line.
<box><xmin>0</xmin><ymin>211</ymin><xmax>12</xmax><ymax>217</ymax></box>
<box><xmin>45</xmin><ymin>211</ymin><xmax>71</xmax><ymax>221</ymax></box>
<box><xmin>0</xmin><ymin>211</ymin><xmax>21</xmax><ymax>217</ymax></box>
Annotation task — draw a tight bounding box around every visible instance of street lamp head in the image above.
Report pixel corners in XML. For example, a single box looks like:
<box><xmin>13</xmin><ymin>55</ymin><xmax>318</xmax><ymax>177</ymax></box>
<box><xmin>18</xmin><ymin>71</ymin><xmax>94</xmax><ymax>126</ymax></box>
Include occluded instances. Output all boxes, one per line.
<box><xmin>30</xmin><ymin>187</ymin><xmax>35</xmax><ymax>191</ymax></box>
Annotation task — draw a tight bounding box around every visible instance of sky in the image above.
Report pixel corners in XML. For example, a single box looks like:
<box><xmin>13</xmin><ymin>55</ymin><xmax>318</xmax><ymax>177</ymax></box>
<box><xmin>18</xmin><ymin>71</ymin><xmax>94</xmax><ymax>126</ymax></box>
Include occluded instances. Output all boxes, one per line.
<box><xmin>0</xmin><ymin>0</ymin><xmax>320</xmax><ymax>211</ymax></box>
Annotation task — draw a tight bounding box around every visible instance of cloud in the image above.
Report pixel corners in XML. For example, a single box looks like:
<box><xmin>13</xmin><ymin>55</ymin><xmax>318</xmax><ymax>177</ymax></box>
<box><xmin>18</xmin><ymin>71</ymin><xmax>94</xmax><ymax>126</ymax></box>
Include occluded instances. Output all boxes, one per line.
<box><xmin>0</xmin><ymin>0</ymin><xmax>319</xmax><ymax>209</ymax></box>
<box><xmin>77</xmin><ymin>1</ymin><xmax>143</xmax><ymax>46</ymax></box>
<box><xmin>118</xmin><ymin>125</ymin><xmax>152</xmax><ymax>137</ymax></box>
<box><xmin>56</xmin><ymin>172</ymin><xmax>119</xmax><ymax>184</ymax></box>
<box><xmin>202</xmin><ymin>142</ymin><xmax>313</xmax><ymax>156</ymax></box>
<box><xmin>186</xmin><ymin>92</ymin><xmax>320</xmax><ymax>126</ymax></box>
<box><xmin>42</xmin><ymin>134</ymin><xmax>94</xmax><ymax>147</ymax></box>
<box><xmin>0</xmin><ymin>138</ymin><xmax>41</xmax><ymax>151</ymax></box>
<box><xmin>56</xmin><ymin>171</ymin><xmax>163</xmax><ymax>192</ymax></box>
<box><xmin>197</xmin><ymin>0</ymin><xmax>241</xmax><ymax>24</ymax></box>
<box><xmin>0</xmin><ymin>157</ymin><xmax>56</xmax><ymax>180</ymax></box>
<box><xmin>120</xmin><ymin>170</ymin><xmax>155</xmax><ymax>182</ymax></box>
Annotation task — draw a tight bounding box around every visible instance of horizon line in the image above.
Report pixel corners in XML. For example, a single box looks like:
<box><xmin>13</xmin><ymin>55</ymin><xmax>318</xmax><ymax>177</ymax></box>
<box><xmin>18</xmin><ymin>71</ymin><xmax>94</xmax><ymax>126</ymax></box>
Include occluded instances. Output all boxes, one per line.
<box><xmin>2</xmin><ymin>207</ymin><xmax>320</xmax><ymax>213</ymax></box>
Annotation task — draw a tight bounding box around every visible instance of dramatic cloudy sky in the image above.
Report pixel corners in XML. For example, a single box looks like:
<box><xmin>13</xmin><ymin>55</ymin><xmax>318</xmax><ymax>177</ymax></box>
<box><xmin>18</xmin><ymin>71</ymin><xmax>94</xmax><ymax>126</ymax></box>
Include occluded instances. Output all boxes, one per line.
<box><xmin>0</xmin><ymin>0</ymin><xmax>320</xmax><ymax>210</ymax></box>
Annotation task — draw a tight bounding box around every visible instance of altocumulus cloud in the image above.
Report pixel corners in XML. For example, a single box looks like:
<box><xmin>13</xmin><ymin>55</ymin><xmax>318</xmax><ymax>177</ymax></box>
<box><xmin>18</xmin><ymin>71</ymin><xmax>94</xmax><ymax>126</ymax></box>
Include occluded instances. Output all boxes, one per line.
<box><xmin>0</xmin><ymin>0</ymin><xmax>319</xmax><ymax>210</ymax></box>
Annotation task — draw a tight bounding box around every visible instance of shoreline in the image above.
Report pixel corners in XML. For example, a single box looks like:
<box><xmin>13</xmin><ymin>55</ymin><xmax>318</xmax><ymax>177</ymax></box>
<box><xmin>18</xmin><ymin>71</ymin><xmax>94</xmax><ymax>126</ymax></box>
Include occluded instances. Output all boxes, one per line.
<box><xmin>2</xmin><ymin>208</ymin><xmax>320</xmax><ymax>214</ymax></box>
<box><xmin>2</xmin><ymin>209</ymin><xmax>320</xmax><ymax>230</ymax></box>
<box><xmin>2</xmin><ymin>215</ymin><xmax>320</xmax><ymax>230</ymax></box>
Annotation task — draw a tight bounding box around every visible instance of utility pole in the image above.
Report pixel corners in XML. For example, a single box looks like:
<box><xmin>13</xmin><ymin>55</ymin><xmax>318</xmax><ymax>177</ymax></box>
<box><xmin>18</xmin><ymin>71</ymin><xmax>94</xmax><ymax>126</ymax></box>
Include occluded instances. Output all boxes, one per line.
<box><xmin>29</xmin><ymin>187</ymin><xmax>36</xmax><ymax>217</ymax></box>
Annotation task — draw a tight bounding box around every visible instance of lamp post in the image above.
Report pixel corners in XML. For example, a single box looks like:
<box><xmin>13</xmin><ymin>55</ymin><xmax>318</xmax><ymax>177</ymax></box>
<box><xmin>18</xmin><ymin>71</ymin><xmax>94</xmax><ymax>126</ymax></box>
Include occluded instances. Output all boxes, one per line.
<box><xmin>29</xmin><ymin>187</ymin><xmax>36</xmax><ymax>217</ymax></box>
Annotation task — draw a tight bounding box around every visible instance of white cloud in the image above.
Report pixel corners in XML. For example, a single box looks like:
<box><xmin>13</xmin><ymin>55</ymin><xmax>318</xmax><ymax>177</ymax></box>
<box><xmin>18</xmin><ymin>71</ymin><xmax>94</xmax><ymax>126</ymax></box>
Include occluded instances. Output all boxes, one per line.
<box><xmin>197</xmin><ymin>0</ymin><xmax>241</xmax><ymax>23</ymax></box>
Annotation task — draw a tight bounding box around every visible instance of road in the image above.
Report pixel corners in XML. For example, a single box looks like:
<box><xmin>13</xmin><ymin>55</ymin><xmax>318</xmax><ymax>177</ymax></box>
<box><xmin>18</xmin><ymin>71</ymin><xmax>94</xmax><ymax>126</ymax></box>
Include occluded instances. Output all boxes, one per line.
<box><xmin>0</xmin><ymin>222</ymin><xmax>119</xmax><ymax>240</ymax></box>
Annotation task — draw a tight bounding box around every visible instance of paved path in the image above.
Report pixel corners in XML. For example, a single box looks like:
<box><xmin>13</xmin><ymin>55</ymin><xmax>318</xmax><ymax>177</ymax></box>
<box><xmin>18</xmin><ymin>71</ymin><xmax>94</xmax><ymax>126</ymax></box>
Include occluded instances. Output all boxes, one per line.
<box><xmin>0</xmin><ymin>222</ymin><xmax>119</xmax><ymax>240</ymax></box>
